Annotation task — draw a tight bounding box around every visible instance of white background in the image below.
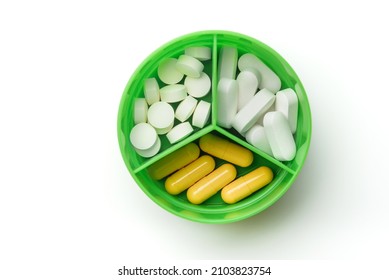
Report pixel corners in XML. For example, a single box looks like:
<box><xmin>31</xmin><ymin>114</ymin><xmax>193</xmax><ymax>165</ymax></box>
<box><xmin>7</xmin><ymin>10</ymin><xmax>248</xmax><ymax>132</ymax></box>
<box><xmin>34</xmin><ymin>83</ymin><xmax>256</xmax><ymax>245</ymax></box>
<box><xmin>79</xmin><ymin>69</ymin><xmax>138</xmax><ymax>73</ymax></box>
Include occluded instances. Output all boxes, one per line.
<box><xmin>1</xmin><ymin>0</ymin><xmax>388</xmax><ymax>279</ymax></box>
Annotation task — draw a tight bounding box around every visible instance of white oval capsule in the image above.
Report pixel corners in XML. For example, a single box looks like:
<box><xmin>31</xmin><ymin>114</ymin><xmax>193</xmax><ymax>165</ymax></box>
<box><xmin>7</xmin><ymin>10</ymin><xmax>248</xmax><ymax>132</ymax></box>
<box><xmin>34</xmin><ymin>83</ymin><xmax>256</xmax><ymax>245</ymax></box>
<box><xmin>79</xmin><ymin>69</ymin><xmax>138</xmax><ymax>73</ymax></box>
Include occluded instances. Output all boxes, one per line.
<box><xmin>263</xmin><ymin>111</ymin><xmax>296</xmax><ymax>161</ymax></box>
<box><xmin>275</xmin><ymin>88</ymin><xmax>298</xmax><ymax>134</ymax></box>
<box><xmin>245</xmin><ymin>125</ymin><xmax>273</xmax><ymax>156</ymax></box>
<box><xmin>237</xmin><ymin>70</ymin><xmax>259</xmax><ymax>110</ymax></box>
<box><xmin>256</xmin><ymin>102</ymin><xmax>275</xmax><ymax>126</ymax></box>
<box><xmin>217</xmin><ymin>78</ymin><xmax>238</xmax><ymax>129</ymax></box>
<box><xmin>158</xmin><ymin>58</ymin><xmax>184</xmax><ymax>85</ymax></box>
<box><xmin>218</xmin><ymin>47</ymin><xmax>238</xmax><ymax>80</ymax></box>
<box><xmin>232</xmin><ymin>88</ymin><xmax>275</xmax><ymax>135</ymax></box>
<box><xmin>245</xmin><ymin>67</ymin><xmax>262</xmax><ymax>88</ymax></box>
<box><xmin>238</xmin><ymin>53</ymin><xmax>281</xmax><ymax>93</ymax></box>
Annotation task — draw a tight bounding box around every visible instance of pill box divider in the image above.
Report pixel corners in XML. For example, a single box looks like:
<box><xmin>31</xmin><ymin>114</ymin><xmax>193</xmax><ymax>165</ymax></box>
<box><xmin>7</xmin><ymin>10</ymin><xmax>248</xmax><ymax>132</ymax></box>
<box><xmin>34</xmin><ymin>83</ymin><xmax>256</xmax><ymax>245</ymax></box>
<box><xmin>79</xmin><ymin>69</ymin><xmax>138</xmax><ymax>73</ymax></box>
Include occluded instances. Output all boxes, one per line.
<box><xmin>133</xmin><ymin>124</ymin><xmax>214</xmax><ymax>173</ymax></box>
<box><xmin>213</xmin><ymin>126</ymin><xmax>296</xmax><ymax>175</ymax></box>
<box><xmin>211</xmin><ymin>34</ymin><xmax>218</xmax><ymax>126</ymax></box>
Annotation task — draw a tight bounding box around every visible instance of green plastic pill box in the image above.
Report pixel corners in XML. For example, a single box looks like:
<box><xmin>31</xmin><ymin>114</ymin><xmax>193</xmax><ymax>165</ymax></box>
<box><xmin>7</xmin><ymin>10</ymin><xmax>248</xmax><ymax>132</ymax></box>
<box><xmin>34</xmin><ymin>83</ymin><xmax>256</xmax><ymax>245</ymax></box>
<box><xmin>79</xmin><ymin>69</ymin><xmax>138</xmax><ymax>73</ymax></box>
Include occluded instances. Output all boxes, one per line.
<box><xmin>117</xmin><ymin>30</ymin><xmax>312</xmax><ymax>223</ymax></box>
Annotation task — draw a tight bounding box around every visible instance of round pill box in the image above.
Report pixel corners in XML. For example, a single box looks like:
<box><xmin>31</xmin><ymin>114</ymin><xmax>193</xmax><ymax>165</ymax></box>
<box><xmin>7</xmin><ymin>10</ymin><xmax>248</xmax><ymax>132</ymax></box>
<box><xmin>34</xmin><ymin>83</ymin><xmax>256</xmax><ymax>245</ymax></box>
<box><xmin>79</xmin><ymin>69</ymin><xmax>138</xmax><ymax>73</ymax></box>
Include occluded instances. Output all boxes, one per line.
<box><xmin>117</xmin><ymin>30</ymin><xmax>312</xmax><ymax>223</ymax></box>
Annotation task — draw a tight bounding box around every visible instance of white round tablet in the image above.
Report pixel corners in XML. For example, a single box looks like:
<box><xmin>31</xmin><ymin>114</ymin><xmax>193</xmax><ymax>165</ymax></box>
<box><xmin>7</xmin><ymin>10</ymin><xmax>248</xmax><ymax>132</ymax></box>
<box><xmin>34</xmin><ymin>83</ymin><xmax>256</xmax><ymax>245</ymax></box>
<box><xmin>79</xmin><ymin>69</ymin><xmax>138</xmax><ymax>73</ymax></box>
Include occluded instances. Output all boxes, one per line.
<box><xmin>147</xmin><ymin>102</ymin><xmax>175</xmax><ymax>135</ymax></box>
<box><xmin>130</xmin><ymin>123</ymin><xmax>158</xmax><ymax>150</ymax></box>
<box><xmin>166</xmin><ymin>122</ymin><xmax>194</xmax><ymax>144</ymax></box>
<box><xmin>133</xmin><ymin>98</ymin><xmax>148</xmax><ymax>124</ymax></box>
<box><xmin>160</xmin><ymin>84</ymin><xmax>187</xmax><ymax>103</ymax></box>
<box><xmin>185</xmin><ymin>47</ymin><xmax>211</xmax><ymax>61</ymax></box>
<box><xmin>217</xmin><ymin>78</ymin><xmax>238</xmax><ymax>129</ymax></box>
<box><xmin>184</xmin><ymin>72</ymin><xmax>211</xmax><ymax>98</ymax></box>
<box><xmin>237</xmin><ymin>70</ymin><xmax>259</xmax><ymax>110</ymax></box>
<box><xmin>158</xmin><ymin>58</ymin><xmax>184</xmax><ymax>85</ymax></box>
<box><xmin>176</xmin><ymin>55</ymin><xmax>204</xmax><ymax>78</ymax></box>
<box><xmin>144</xmin><ymin>78</ymin><xmax>160</xmax><ymax>105</ymax></box>
<box><xmin>238</xmin><ymin>53</ymin><xmax>281</xmax><ymax>93</ymax></box>
<box><xmin>245</xmin><ymin>125</ymin><xmax>273</xmax><ymax>156</ymax></box>
<box><xmin>232</xmin><ymin>88</ymin><xmax>275</xmax><ymax>135</ymax></box>
<box><xmin>135</xmin><ymin>136</ymin><xmax>161</xmax><ymax>158</ymax></box>
<box><xmin>175</xmin><ymin>95</ymin><xmax>198</xmax><ymax>122</ymax></box>
<box><xmin>192</xmin><ymin>100</ymin><xmax>211</xmax><ymax>128</ymax></box>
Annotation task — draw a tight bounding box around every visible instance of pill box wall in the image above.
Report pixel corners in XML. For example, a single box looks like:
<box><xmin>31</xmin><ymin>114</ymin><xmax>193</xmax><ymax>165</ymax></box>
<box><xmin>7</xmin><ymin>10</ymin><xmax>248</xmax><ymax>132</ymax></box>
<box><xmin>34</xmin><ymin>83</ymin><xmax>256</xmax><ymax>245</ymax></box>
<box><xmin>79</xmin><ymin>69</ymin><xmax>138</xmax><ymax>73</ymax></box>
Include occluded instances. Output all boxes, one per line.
<box><xmin>2</xmin><ymin>1</ymin><xmax>389</xmax><ymax>279</ymax></box>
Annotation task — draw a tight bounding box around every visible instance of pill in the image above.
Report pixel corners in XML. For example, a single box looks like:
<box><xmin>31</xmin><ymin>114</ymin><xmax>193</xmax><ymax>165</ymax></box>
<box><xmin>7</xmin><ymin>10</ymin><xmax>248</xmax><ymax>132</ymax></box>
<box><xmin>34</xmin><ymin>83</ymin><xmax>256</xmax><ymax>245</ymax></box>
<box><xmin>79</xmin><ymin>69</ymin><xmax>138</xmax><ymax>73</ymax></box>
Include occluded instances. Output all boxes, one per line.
<box><xmin>147</xmin><ymin>102</ymin><xmax>174</xmax><ymax>134</ymax></box>
<box><xmin>245</xmin><ymin>125</ymin><xmax>273</xmax><ymax>156</ymax></box>
<box><xmin>237</xmin><ymin>70</ymin><xmax>259</xmax><ymax>110</ymax></box>
<box><xmin>185</xmin><ymin>46</ymin><xmax>211</xmax><ymax>61</ymax></box>
<box><xmin>275</xmin><ymin>88</ymin><xmax>298</xmax><ymax>134</ymax></box>
<box><xmin>147</xmin><ymin>143</ymin><xmax>200</xmax><ymax>180</ymax></box>
<box><xmin>143</xmin><ymin>78</ymin><xmax>160</xmax><ymax>105</ymax></box>
<box><xmin>263</xmin><ymin>111</ymin><xmax>296</xmax><ymax>161</ymax></box>
<box><xmin>158</xmin><ymin>58</ymin><xmax>184</xmax><ymax>85</ymax></box>
<box><xmin>134</xmin><ymin>136</ymin><xmax>161</xmax><ymax>158</ymax></box>
<box><xmin>160</xmin><ymin>84</ymin><xmax>187</xmax><ymax>103</ymax></box>
<box><xmin>175</xmin><ymin>95</ymin><xmax>198</xmax><ymax>122</ymax></box>
<box><xmin>176</xmin><ymin>55</ymin><xmax>204</xmax><ymax>78</ymax></box>
<box><xmin>192</xmin><ymin>100</ymin><xmax>211</xmax><ymax>128</ymax></box>
<box><xmin>217</xmin><ymin>78</ymin><xmax>238</xmax><ymax>129</ymax></box>
<box><xmin>199</xmin><ymin>134</ymin><xmax>253</xmax><ymax>167</ymax></box>
<box><xmin>133</xmin><ymin>98</ymin><xmax>148</xmax><ymax>124</ymax></box>
<box><xmin>221</xmin><ymin>166</ymin><xmax>273</xmax><ymax>204</ymax></box>
<box><xmin>232</xmin><ymin>88</ymin><xmax>275</xmax><ymax>135</ymax></box>
<box><xmin>130</xmin><ymin>122</ymin><xmax>158</xmax><ymax>150</ymax></box>
<box><xmin>256</xmin><ymin>102</ymin><xmax>275</xmax><ymax>126</ymax></box>
<box><xmin>187</xmin><ymin>163</ymin><xmax>237</xmax><ymax>204</ymax></box>
<box><xmin>245</xmin><ymin>67</ymin><xmax>262</xmax><ymax>88</ymax></box>
<box><xmin>184</xmin><ymin>72</ymin><xmax>211</xmax><ymax>98</ymax></box>
<box><xmin>166</xmin><ymin>122</ymin><xmax>194</xmax><ymax>144</ymax></box>
<box><xmin>218</xmin><ymin>46</ymin><xmax>238</xmax><ymax>80</ymax></box>
<box><xmin>238</xmin><ymin>53</ymin><xmax>281</xmax><ymax>93</ymax></box>
<box><xmin>165</xmin><ymin>155</ymin><xmax>215</xmax><ymax>195</ymax></box>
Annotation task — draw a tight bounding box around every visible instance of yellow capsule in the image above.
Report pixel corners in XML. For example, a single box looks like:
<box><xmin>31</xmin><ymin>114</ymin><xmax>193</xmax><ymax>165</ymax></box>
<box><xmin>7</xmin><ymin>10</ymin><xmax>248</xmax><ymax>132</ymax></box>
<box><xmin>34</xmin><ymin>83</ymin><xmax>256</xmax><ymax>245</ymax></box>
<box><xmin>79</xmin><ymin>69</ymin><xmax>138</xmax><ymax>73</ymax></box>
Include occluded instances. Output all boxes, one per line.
<box><xmin>147</xmin><ymin>143</ymin><xmax>200</xmax><ymax>180</ymax></box>
<box><xmin>199</xmin><ymin>134</ymin><xmax>253</xmax><ymax>167</ymax></box>
<box><xmin>187</xmin><ymin>163</ymin><xmax>237</xmax><ymax>204</ymax></box>
<box><xmin>221</xmin><ymin>166</ymin><xmax>273</xmax><ymax>204</ymax></box>
<box><xmin>165</xmin><ymin>155</ymin><xmax>215</xmax><ymax>195</ymax></box>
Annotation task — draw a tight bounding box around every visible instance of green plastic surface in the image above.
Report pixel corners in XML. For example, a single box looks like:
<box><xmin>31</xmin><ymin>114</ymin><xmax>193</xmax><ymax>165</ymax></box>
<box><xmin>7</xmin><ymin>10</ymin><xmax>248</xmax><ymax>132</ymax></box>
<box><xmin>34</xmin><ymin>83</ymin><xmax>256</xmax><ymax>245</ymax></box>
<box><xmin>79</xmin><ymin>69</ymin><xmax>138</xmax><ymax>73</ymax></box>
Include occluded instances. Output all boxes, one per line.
<box><xmin>117</xmin><ymin>31</ymin><xmax>312</xmax><ymax>223</ymax></box>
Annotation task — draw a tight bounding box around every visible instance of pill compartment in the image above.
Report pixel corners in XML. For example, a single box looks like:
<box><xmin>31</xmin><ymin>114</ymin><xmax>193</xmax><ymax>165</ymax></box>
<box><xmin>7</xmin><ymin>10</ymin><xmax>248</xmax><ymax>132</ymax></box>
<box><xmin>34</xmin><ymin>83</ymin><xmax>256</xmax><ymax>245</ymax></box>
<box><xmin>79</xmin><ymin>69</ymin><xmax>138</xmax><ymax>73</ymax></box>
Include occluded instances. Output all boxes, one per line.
<box><xmin>132</xmin><ymin>132</ymin><xmax>291</xmax><ymax>222</ymax></box>
<box><xmin>215</xmin><ymin>33</ymin><xmax>311</xmax><ymax>173</ymax></box>
<box><xmin>118</xmin><ymin>33</ymin><xmax>216</xmax><ymax>172</ymax></box>
<box><xmin>118</xmin><ymin>31</ymin><xmax>312</xmax><ymax>223</ymax></box>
